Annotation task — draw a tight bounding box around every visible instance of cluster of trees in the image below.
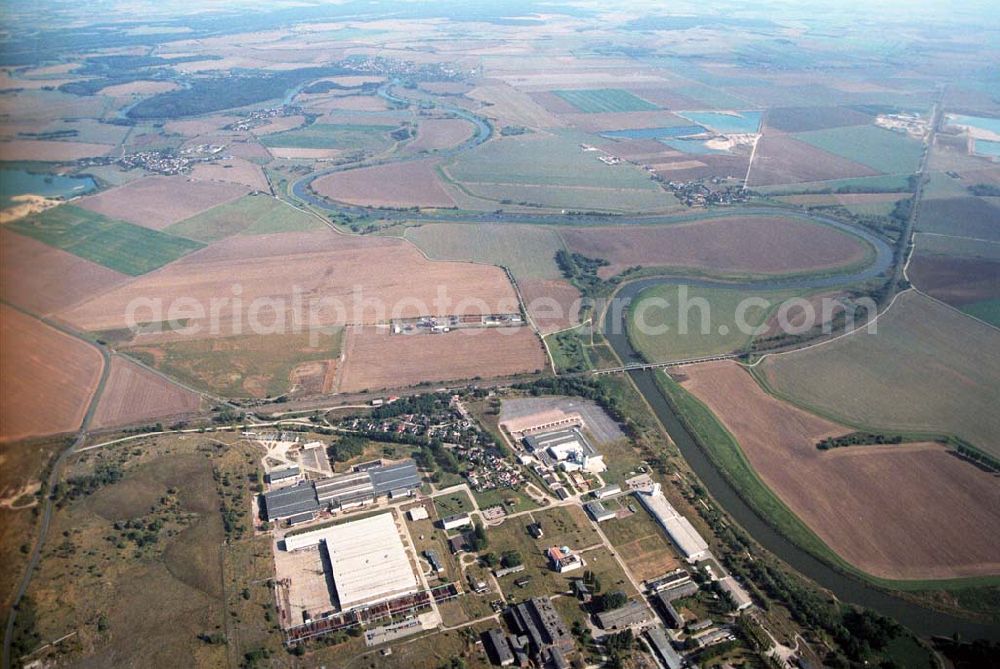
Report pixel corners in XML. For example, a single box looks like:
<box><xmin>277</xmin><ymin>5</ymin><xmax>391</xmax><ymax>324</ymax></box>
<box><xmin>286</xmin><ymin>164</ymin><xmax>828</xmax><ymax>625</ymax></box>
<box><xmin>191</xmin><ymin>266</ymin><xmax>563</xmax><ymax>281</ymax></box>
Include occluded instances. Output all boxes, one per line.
<box><xmin>604</xmin><ymin>629</ymin><xmax>635</xmax><ymax>669</ymax></box>
<box><xmin>112</xmin><ymin>517</ymin><xmax>164</xmax><ymax>548</ymax></box>
<box><xmin>327</xmin><ymin>435</ymin><xmax>366</xmax><ymax>462</ymax></box>
<box><xmin>816</xmin><ymin>432</ymin><xmax>904</xmax><ymax>450</ymax></box>
<box><xmin>555</xmin><ymin>249</ymin><xmax>612</xmax><ymax>297</ymax></box>
<box><xmin>968</xmin><ymin>183</ymin><xmax>1000</xmax><ymax>197</ymax></box>
<box><xmin>52</xmin><ymin>463</ymin><xmax>124</xmax><ymax>507</ymax></box>
<box><xmin>469</xmin><ymin>522</ymin><xmax>488</xmax><ymax>552</ymax></box>
<box><xmin>371</xmin><ymin>392</ymin><xmax>451</xmax><ymax>420</ymax></box>
<box><xmin>127</xmin><ymin>66</ymin><xmax>353</xmax><ymax>119</ymax></box>
<box><xmin>888</xmin><ymin>197</ymin><xmax>913</xmax><ymax>225</ymax></box>
<box><xmin>956</xmin><ymin>444</ymin><xmax>1000</xmax><ymax>473</ymax></box>
<box><xmin>593</xmin><ymin>590</ymin><xmax>628</xmax><ymax>613</ymax></box>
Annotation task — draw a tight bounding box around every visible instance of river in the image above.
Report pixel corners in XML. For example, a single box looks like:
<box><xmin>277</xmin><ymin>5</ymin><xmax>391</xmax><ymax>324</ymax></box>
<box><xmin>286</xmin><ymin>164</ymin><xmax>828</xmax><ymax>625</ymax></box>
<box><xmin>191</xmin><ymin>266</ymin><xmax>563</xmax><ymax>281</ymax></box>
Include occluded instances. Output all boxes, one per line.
<box><xmin>288</xmin><ymin>84</ymin><xmax>999</xmax><ymax>640</ymax></box>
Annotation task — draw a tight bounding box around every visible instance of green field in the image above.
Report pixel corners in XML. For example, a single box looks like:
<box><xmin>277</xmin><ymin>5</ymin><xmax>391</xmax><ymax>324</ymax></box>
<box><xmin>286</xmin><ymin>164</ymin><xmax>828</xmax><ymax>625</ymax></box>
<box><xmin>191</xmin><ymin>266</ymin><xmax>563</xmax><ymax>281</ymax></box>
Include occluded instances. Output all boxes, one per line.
<box><xmin>165</xmin><ymin>194</ymin><xmax>326</xmax><ymax>242</ymax></box>
<box><xmin>627</xmin><ymin>284</ymin><xmax>801</xmax><ymax>362</ymax></box>
<box><xmin>961</xmin><ymin>299</ymin><xmax>1000</xmax><ymax>327</ymax></box>
<box><xmin>432</xmin><ymin>490</ymin><xmax>475</xmax><ymax>519</ymax></box>
<box><xmin>914</xmin><ymin>233</ymin><xmax>1000</xmax><ymax>261</ymax></box>
<box><xmin>446</xmin><ymin>130</ymin><xmax>665</xmax><ymax>190</ymax></box>
<box><xmin>124</xmin><ymin>330</ymin><xmax>343</xmax><ymax>398</ymax></box>
<box><xmin>405</xmin><ymin>223</ymin><xmax>564</xmax><ymax>280</ymax></box>
<box><xmin>553</xmin><ymin>88</ymin><xmax>658</xmax><ymax>113</ymax></box>
<box><xmin>794</xmin><ymin>125</ymin><xmax>924</xmax><ymax>174</ymax></box>
<box><xmin>260</xmin><ymin>122</ymin><xmax>397</xmax><ymax>151</ymax></box>
<box><xmin>757</xmin><ymin>291</ymin><xmax>1000</xmax><ymax>455</ymax></box>
<box><xmin>8</xmin><ymin>204</ymin><xmax>203</xmax><ymax>275</ymax></box>
<box><xmin>756</xmin><ymin>173</ymin><xmax>914</xmax><ymax>195</ymax></box>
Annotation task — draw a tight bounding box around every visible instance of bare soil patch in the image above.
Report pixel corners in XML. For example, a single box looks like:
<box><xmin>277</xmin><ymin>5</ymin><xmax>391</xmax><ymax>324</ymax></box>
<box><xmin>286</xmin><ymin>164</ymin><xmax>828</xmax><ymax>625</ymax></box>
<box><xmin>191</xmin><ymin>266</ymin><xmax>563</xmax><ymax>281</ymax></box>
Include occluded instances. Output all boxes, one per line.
<box><xmin>407</xmin><ymin>118</ymin><xmax>475</xmax><ymax>152</ymax></box>
<box><xmin>0</xmin><ymin>230</ymin><xmax>129</xmax><ymax>315</ymax></box>
<box><xmin>908</xmin><ymin>254</ymin><xmax>1000</xmax><ymax>306</ymax></box>
<box><xmin>562</xmin><ymin>111</ymin><xmax>689</xmax><ymax>132</ymax></box>
<box><xmin>100</xmin><ymin>80</ymin><xmax>180</xmax><ymax>96</ymax></box>
<box><xmin>59</xmin><ymin>230</ymin><xmax>519</xmax><ymax>333</ymax></box>
<box><xmin>681</xmin><ymin>361</ymin><xmax>1000</xmax><ymax>580</ymax></box>
<box><xmin>519</xmin><ymin>278</ymin><xmax>582</xmax><ymax>334</ymax></box>
<box><xmin>77</xmin><ymin>175</ymin><xmax>249</xmax><ymax>230</ymax></box>
<box><xmin>337</xmin><ymin>326</ymin><xmax>546</xmax><ymax>393</ymax></box>
<box><xmin>189</xmin><ymin>157</ymin><xmax>270</xmax><ymax>191</ymax></box>
<box><xmin>90</xmin><ymin>357</ymin><xmax>202</xmax><ymax>430</ymax></box>
<box><xmin>312</xmin><ymin>159</ymin><xmax>455</xmax><ymax>208</ymax></box>
<box><xmin>163</xmin><ymin>115</ymin><xmax>233</xmax><ymax>136</ymax></box>
<box><xmin>748</xmin><ymin>132</ymin><xmax>879</xmax><ymax>186</ymax></box>
<box><xmin>0</xmin><ymin>140</ymin><xmax>114</xmax><ymax>161</ymax></box>
<box><xmin>561</xmin><ymin>216</ymin><xmax>868</xmax><ymax>278</ymax></box>
<box><xmin>467</xmin><ymin>84</ymin><xmax>565</xmax><ymax>128</ymax></box>
<box><xmin>320</xmin><ymin>95</ymin><xmax>390</xmax><ymax>111</ymax></box>
<box><xmin>0</xmin><ymin>305</ymin><xmax>103</xmax><ymax>442</ymax></box>
<box><xmin>250</xmin><ymin>115</ymin><xmax>306</xmax><ymax>135</ymax></box>
<box><xmin>268</xmin><ymin>147</ymin><xmax>342</xmax><ymax>160</ymax></box>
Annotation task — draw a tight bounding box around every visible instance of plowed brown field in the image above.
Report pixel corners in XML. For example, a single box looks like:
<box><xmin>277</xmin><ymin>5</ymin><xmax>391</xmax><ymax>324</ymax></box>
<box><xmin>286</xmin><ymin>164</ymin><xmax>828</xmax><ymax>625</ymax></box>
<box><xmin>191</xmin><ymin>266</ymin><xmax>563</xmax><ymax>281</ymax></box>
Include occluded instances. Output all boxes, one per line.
<box><xmin>312</xmin><ymin>159</ymin><xmax>455</xmax><ymax>208</ymax></box>
<box><xmin>1</xmin><ymin>305</ymin><xmax>103</xmax><ymax>442</ymax></box>
<box><xmin>59</xmin><ymin>230</ymin><xmax>519</xmax><ymax>333</ymax></box>
<box><xmin>337</xmin><ymin>326</ymin><xmax>546</xmax><ymax>393</ymax></box>
<box><xmin>77</xmin><ymin>176</ymin><xmax>250</xmax><ymax>230</ymax></box>
<box><xmin>1</xmin><ymin>230</ymin><xmax>129</xmax><ymax>315</ymax></box>
<box><xmin>561</xmin><ymin>216</ymin><xmax>868</xmax><ymax>278</ymax></box>
<box><xmin>90</xmin><ymin>357</ymin><xmax>202</xmax><ymax>429</ymax></box>
<box><xmin>680</xmin><ymin>361</ymin><xmax>1000</xmax><ymax>579</ymax></box>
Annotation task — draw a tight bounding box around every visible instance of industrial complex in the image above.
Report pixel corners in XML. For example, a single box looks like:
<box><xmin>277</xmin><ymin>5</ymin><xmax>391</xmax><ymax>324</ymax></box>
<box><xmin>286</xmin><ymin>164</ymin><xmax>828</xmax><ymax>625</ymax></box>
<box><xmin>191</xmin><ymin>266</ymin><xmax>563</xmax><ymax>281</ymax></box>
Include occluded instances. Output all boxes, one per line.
<box><xmin>252</xmin><ymin>398</ymin><xmax>761</xmax><ymax>667</ymax></box>
<box><xmin>262</xmin><ymin>459</ymin><xmax>421</xmax><ymax>522</ymax></box>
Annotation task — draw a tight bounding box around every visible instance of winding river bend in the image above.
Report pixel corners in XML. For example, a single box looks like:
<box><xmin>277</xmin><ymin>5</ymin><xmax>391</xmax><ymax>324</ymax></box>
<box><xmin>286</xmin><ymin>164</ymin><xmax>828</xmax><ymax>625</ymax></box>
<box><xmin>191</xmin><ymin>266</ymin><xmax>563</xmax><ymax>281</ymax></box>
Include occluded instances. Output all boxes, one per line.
<box><xmin>290</xmin><ymin>85</ymin><xmax>999</xmax><ymax>640</ymax></box>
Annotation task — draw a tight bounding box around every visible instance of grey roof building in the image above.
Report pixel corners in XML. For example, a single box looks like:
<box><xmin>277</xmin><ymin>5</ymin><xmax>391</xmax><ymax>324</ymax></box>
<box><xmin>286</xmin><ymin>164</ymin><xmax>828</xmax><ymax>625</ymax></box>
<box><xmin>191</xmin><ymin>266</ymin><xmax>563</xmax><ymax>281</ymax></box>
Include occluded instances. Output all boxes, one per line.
<box><xmin>584</xmin><ymin>500</ymin><xmax>616</xmax><ymax>522</ymax></box>
<box><xmin>654</xmin><ymin>594</ymin><xmax>685</xmax><ymax>629</ymax></box>
<box><xmin>267</xmin><ymin>465</ymin><xmax>301</xmax><ymax>483</ymax></box>
<box><xmin>595</xmin><ymin>599</ymin><xmax>651</xmax><ymax>630</ymax></box>
<box><xmin>658</xmin><ymin>580</ymin><xmax>699</xmax><ymax>603</ymax></box>
<box><xmin>262</xmin><ymin>481</ymin><xmax>319</xmax><ymax>520</ymax></box>
<box><xmin>509</xmin><ymin>597</ymin><xmax>575</xmax><ymax>657</ymax></box>
<box><xmin>645</xmin><ymin>626</ymin><xmax>684</xmax><ymax>669</ymax></box>
<box><xmin>484</xmin><ymin>628</ymin><xmax>514</xmax><ymax>666</ymax></box>
<box><xmin>370</xmin><ymin>460</ymin><xmax>421</xmax><ymax>495</ymax></box>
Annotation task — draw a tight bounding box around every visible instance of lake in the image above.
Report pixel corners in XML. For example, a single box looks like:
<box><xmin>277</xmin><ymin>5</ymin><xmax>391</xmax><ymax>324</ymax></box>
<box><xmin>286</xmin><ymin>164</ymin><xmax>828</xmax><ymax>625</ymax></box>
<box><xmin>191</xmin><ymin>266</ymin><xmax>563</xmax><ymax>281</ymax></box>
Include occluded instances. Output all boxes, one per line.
<box><xmin>948</xmin><ymin>113</ymin><xmax>1000</xmax><ymax>137</ymax></box>
<box><xmin>600</xmin><ymin>125</ymin><xmax>705</xmax><ymax>140</ymax></box>
<box><xmin>677</xmin><ymin>110</ymin><xmax>762</xmax><ymax>134</ymax></box>
<box><xmin>0</xmin><ymin>167</ymin><xmax>96</xmax><ymax>208</ymax></box>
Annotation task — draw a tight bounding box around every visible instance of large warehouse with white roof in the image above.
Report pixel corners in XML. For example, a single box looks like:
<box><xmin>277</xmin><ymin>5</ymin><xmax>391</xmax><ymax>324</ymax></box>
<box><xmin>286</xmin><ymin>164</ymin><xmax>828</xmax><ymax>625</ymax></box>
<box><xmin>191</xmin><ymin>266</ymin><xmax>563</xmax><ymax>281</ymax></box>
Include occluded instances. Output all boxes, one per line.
<box><xmin>282</xmin><ymin>512</ymin><xmax>419</xmax><ymax>611</ymax></box>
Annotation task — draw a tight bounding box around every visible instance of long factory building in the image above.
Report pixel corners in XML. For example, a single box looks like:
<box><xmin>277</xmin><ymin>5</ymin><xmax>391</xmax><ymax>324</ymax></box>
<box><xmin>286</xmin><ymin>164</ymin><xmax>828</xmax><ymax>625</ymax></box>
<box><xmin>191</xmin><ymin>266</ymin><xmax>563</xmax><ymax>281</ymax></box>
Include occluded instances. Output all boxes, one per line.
<box><xmin>637</xmin><ymin>483</ymin><xmax>710</xmax><ymax>563</ymax></box>
<box><xmin>262</xmin><ymin>460</ymin><xmax>420</xmax><ymax>521</ymax></box>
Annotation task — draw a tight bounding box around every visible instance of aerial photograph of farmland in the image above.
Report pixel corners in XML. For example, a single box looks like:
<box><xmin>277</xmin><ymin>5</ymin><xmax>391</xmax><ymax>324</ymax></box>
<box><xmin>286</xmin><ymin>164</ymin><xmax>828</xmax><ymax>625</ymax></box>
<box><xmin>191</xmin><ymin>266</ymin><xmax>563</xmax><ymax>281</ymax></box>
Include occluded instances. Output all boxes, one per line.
<box><xmin>1</xmin><ymin>1</ymin><xmax>999</xmax><ymax>668</ymax></box>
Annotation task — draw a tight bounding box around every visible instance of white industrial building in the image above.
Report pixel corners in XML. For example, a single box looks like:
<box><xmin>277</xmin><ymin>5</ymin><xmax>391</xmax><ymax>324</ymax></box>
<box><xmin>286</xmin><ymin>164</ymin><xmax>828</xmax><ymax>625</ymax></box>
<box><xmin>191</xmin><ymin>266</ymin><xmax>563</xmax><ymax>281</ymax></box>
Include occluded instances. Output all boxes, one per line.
<box><xmin>637</xmin><ymin>484</ymin><xmax>710</xmax><ymax>563</ymax></box>
<box><xmin>524</xmin><ymin>428</ymin><xmax>606</xmax><ymax>473</ymax></box>
<box><xmin>282</xmin><ymin>513</ymin><xmax>418</xmax><ymax>611</ymax></box>
<box><xmin>408</xmin><ymin>506</ymin><xmax>430</xmax><ymax>521</ymax></box>
<box><xmin>440</xmin><ymin>512</ymin><xmax>473</xmax><ymax>531</ymax></box>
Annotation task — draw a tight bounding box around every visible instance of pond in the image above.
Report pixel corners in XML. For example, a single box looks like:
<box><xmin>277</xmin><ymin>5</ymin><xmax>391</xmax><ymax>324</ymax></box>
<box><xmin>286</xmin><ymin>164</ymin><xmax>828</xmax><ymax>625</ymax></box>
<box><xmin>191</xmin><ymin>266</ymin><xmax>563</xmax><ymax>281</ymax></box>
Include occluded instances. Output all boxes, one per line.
<box><xmin>0</xmin><ymin>167</ymin><xmax>96</xmax><ymax>208</ymax></box>
<box><xmin>677</xmin><ymin>110</ymin><xmax>762</xmax><ymax>134</ymax></box>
